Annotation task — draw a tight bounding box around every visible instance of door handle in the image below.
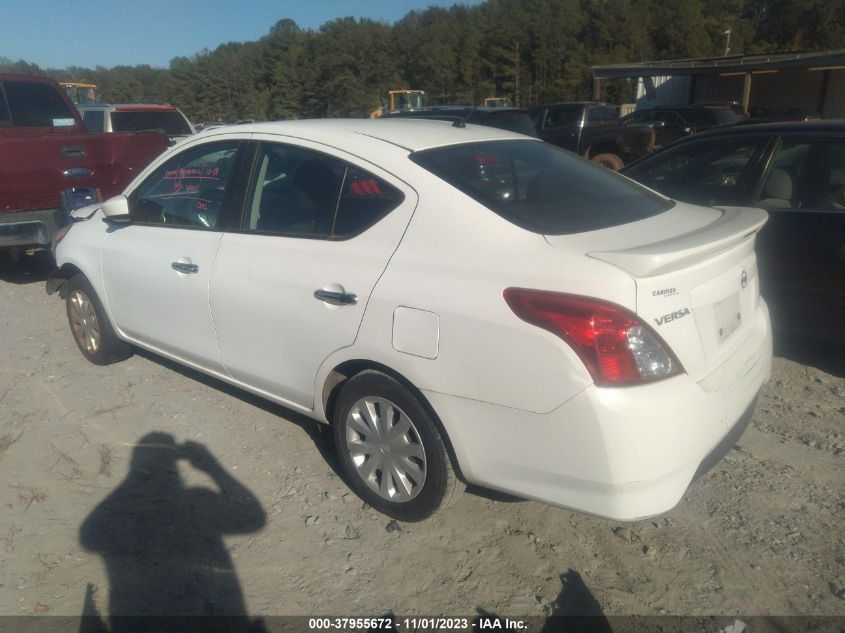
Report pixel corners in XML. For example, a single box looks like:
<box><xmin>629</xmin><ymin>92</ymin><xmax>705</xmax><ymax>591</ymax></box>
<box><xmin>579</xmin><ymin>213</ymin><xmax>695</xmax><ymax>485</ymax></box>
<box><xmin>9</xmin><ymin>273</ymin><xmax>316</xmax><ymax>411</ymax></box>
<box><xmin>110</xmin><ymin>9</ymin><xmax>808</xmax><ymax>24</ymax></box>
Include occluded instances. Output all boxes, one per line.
<box><xmin>171</xmin><ymin>261</ymin><xmax>199</xmax><ymax>274</ymax></box>
<box><xmin>60</xmin><ymin>145</ymin><xmax>87</xmax><ymax>158</ymax></box>
<box><xmin>314</xmin><ymin>289</ymin><xmax>357</xmax><ymax>306</ymax></box>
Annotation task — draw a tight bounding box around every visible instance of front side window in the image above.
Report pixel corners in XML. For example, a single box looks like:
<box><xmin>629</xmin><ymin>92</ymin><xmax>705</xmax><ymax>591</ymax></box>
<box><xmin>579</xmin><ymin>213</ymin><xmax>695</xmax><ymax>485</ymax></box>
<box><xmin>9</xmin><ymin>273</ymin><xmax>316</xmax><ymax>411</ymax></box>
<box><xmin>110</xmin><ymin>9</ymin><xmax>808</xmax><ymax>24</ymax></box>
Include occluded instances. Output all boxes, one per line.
<box><xmin>243</xmin><ymin>143</ymin><xmax>404</xmax><ymax>238</ymax></box>
<box><xmin>653</xmin><ymin>111</ymin><xmax>682</xmax><ymax>126</ymax></box>
<box><xmin>4</xmin><ymin>81</ymin><xmax>76</xmax><ymax>127</ymax></box>
<box><xmin>411</xmin><ymin>140</ymin><xmax>673</xmax><ymax>235</ymax></box>
<box><xmin>624</xmin><ymin>111</ymin><xmax>652</xmax><ymax>124</ymax></box>
<box><xmin>625</xmin><ymin>139</ymin><xmax>763</xmax><ymax>207</ymax></box>
<box><xmin>130</xmin><ymin>141</ymin><xmax>239</xmax><ymax>228</ymax></box>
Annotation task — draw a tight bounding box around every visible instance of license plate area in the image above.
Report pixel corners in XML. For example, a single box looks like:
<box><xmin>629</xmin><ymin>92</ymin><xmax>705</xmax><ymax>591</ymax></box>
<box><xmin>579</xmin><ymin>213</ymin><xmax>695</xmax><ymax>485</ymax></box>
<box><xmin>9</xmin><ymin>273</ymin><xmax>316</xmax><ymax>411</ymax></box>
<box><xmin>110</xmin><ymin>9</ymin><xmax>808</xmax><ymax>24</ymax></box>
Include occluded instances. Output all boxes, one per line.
<box><xmin>714</xmin><ymin>292</ymin><xmax>742</xmax><ymax>344</ymax></box>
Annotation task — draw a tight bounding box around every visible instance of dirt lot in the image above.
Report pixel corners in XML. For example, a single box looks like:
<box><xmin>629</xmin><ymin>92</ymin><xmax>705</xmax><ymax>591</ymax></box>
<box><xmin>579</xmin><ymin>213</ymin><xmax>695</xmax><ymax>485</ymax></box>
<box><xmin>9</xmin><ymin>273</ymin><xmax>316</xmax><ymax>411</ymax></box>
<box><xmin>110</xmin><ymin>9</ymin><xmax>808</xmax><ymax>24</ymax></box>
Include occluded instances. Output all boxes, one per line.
<box><xmin>0</xmin><ymin>253</ymin><xmax>843</xmax><ymax>622</ymax></box>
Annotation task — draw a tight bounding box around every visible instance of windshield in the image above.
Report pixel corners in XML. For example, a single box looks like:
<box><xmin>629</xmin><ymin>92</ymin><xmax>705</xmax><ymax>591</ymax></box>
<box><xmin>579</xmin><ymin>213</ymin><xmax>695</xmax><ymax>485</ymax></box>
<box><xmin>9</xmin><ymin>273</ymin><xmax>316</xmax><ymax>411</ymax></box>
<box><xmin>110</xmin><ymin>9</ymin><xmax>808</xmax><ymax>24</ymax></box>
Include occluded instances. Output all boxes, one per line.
<box><xmin>469</xmin><ymin>111</ymin><xmax>538</xmax><ymax>137</ymax></box>
<box><xmin>111</xmin><ymin>110</ymin><xmax>192</xmax><ymax>135</ymax></box>
<box><xmin>395</xmin><ymin>92</ymin><xmax>426</xmax><ymax>111</ymax></box>
<box><xmin>411</xmin><ymin>140</ymin><xmax>672</xmax><ymax>235</ymax></box>
<box><xmin>685</xmin><ymin>108</ymin><xmax>742</xmax><ymax>126</ymax></box>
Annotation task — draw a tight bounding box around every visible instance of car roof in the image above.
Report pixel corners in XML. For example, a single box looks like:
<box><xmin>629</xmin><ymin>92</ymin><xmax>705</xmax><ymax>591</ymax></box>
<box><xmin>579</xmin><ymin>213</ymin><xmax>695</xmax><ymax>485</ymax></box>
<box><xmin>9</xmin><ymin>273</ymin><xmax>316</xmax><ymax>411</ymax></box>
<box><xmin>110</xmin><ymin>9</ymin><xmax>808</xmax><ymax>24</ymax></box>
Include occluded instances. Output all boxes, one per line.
<box><xmin>670</xmin><ymin>119</ymin><xmax>845</xmax><ymax>140</ymax></box>
<box><xmin>212</xmin><ymin>118</ymin><xmax>535</xmax><ymax>152</ymax></box>
<box><xmin>0</xmin><ymin>73</ymin><xmax>59</xmax><ymax>85</ymax></box>
<box><xmin>77</xmin><ymin>103</ymin><xmax>179</xmax><ymax>110</ymax></box>
<box><xmin>531</xmin><ymin>101</ymin><xmax>613</xmax><ymax>108</ymax></box>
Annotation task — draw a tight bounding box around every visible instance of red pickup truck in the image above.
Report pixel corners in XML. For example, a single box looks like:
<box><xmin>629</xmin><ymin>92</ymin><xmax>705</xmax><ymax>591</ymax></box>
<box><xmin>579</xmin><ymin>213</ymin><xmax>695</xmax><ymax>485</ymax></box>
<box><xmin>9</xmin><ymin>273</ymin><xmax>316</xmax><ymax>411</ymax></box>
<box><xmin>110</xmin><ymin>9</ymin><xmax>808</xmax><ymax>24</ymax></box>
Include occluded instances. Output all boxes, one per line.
<box><xmin>0</xmin><ymin>74</ymin><xmax>169</xmax><ymax>256</ymax></box>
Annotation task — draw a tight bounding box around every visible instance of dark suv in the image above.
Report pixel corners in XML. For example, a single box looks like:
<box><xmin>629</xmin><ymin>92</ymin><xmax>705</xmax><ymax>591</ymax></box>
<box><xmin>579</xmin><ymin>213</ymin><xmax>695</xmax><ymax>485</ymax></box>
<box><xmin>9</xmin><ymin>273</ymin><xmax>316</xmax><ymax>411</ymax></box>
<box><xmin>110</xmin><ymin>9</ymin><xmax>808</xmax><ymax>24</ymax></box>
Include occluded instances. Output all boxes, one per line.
<box><xmin>622</xmin><ymin>121</ymin><xmax>845</xmax><ymax>342</ymax></box>
<box><xmin>621</xmin><ymin>105</ymin><xmax>745</xmax><ymax>147</ymax></box>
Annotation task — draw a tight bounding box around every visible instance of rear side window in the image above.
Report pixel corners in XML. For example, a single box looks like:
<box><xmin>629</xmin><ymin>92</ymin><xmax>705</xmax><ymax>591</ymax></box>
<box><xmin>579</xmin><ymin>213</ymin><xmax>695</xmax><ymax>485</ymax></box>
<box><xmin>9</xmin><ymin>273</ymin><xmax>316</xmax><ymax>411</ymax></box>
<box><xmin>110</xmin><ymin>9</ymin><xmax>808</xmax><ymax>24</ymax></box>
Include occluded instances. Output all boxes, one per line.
<box><xmin>82</xmin><ymin>110</ymin><xmax>105</xmax><ymax>132</ymax></box>
<box><xmin>243</xmin><ymin>143</ymin><xmax>404</xmax><ymax>239</ymax></box>
<box><xmin>411</xmin><ymin>140</ymin><xmax>672</xmax><ymax>235</ymax></box>
<box><xmin>111</xmin><ymin>109</ymin><xmax>192</xmax><ymax>135</ymax></box>
<box><xmin>3</xmin><ymin>81</ymin><xmax>76</xmax><ymax>127</ymax></box>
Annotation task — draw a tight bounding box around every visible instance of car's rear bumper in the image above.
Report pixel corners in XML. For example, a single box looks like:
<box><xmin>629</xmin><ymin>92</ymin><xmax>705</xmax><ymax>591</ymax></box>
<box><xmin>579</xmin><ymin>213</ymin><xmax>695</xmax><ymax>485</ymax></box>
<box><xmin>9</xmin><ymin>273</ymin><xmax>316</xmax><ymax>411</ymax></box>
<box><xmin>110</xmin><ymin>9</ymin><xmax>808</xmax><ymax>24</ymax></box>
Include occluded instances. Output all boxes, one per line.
<box><xmin>0</xmin><ymin>208</ymin><xmax>63</xmax><ymax>248</ymax></box>
<box><xmin>425</xmin><ymin>301</ymin><xmax>772</xmax><ymax>521</ymax></box>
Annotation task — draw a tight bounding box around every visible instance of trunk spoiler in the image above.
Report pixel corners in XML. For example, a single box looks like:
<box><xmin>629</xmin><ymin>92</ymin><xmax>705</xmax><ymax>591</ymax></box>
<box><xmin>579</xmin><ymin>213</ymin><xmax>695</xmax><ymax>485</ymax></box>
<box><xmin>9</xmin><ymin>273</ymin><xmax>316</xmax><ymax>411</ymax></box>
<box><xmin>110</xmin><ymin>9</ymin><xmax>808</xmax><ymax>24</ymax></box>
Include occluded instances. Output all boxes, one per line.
<box><xmin>587</xmin><ymin>206</ymin><xmax>768</xmax><ymax>278</ymax></box>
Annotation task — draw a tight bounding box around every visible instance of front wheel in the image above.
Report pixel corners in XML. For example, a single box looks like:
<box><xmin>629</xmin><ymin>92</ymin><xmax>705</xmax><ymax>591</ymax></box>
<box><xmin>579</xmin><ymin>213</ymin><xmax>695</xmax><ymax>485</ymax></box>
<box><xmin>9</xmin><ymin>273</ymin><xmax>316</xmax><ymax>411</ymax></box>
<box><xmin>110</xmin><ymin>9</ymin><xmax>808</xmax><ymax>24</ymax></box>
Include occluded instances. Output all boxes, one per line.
<box><xmin>591</xmin><ymin>153</ymin><xmax>624</xmax><ymax>171</ymax></box>
<box><xmin>332</xmin><ymin>371</ymin><xmax>461</xmax><ymax>521</ymax></box>
<box><xmin>65</xmin><ymin>273</ymin><xmax>132</xmax><ymax>366</ymax></box>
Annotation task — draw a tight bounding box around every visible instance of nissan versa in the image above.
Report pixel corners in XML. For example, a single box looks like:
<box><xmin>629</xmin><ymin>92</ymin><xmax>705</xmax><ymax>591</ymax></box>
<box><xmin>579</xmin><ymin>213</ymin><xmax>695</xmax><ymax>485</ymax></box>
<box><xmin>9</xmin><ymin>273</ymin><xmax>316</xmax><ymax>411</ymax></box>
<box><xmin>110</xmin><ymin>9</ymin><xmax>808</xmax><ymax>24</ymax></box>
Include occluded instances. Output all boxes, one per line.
<box><xmin>47</xmin><ymin>119</ymin><xmax>773</xmax><ymax>521</ymax></box>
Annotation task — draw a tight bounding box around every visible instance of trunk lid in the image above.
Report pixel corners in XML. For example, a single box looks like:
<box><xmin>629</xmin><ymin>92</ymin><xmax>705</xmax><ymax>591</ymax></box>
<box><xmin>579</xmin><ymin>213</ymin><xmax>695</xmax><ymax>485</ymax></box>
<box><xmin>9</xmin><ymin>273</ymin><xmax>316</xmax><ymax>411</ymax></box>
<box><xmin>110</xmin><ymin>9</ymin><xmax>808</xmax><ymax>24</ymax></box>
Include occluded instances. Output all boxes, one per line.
<box><xmin>545</xmin><ymin>204</ymin><xmax>768</xmax><ymax>379</ymax></box>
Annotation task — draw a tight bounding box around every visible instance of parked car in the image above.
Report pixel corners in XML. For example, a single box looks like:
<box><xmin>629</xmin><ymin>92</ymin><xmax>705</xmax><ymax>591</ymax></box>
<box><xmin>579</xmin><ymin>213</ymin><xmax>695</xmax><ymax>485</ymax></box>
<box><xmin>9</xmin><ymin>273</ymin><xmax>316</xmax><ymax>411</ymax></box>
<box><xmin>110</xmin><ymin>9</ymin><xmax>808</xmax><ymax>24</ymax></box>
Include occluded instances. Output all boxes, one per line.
<box><xmin>622</xmin><ymin>121</ymin><xmax>845</xmax><ymax>343</ymax></box>
<box><xmin>528</xmin><ymin>101</ymin><xmax>657</xmax><ymax>170</ymax></box>
<box><xmin>621</xmin><ymin>104</ymin><xmax>745</xmax><ymax>147</ymax></box>
<box><xmin>78</xmin><ymin>103</ymin><xmax>194</xmax><ymax>144</ymax></box>
<box><xmin>48</xmin><ymin>118</ymin><xmax>772</xmax><ymax>521</ymax></box>
<box><xmin>382</xmin><ymin>105</ymin><xmax>537</xmax><ymax>137</ymax></box>
<box><xmin>0</xmin><ymin>74</ymin><xmax>169</xmax><ymax>257</ymax></box>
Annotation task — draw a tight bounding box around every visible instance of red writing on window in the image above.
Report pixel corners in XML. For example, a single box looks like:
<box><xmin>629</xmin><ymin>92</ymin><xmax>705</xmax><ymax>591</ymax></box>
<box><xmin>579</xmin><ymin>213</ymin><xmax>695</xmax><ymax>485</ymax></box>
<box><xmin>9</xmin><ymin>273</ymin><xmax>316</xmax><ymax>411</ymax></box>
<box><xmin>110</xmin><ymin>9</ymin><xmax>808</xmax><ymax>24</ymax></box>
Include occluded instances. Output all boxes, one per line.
<box><xmin>350</xmin><ymin>178</ymin><xmax>382</xmax><ymax>197</ymax></box>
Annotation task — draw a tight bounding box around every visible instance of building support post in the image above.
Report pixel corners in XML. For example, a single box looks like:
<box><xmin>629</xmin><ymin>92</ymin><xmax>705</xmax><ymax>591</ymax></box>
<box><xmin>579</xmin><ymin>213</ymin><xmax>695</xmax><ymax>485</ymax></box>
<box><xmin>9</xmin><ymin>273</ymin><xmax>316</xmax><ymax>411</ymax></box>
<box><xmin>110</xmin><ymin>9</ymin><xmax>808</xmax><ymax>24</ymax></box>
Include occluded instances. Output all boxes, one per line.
<box><xmin>594</xmin><ymin>76</ymin><xmax>602</xmax><ymax>101</ymax></box>
<box><xmin>742</xmin><ymin>72</ymin><xmax>752</xmax><ymax>114</ymax></box>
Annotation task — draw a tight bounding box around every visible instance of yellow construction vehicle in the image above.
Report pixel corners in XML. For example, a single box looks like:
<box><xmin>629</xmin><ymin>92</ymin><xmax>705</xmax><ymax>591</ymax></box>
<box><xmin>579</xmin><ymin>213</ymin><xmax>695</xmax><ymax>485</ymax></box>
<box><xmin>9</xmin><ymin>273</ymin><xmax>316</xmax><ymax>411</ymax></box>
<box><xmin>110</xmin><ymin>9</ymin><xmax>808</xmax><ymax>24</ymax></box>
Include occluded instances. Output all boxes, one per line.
<box><xmin>60</xmin><ymin>82</ymin><xmax>98</xmax><ymax>105</ymax></box>
<box><xmin>482</xmin><ymin>96</ymin><xmax>512</xmax><ymax>108</ymax></box>
<box><xmin>369</xmin><ymin>90</ymin><xmax>428</xmax><ymax>118</ymax></box>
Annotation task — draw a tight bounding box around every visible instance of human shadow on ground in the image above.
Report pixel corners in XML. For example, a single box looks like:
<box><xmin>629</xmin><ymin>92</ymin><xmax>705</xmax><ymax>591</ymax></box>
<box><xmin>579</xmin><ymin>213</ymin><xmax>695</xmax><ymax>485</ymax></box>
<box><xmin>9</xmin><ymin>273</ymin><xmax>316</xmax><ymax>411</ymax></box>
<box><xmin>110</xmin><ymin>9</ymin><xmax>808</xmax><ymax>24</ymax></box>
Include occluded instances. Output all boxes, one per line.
<box><xmin>78</xmin><ymin>432</ymin><xmax>267</xmax><ymax>632</ymax></box>
<box><xmin>133</xmin><ymin>348</ymin><xmax>343</xmax><ymax>479</ymax></box>
<box><xmin>131</xmin><ymin>348</ymin><xmax>517</xmax><ymax>508</ymax></box>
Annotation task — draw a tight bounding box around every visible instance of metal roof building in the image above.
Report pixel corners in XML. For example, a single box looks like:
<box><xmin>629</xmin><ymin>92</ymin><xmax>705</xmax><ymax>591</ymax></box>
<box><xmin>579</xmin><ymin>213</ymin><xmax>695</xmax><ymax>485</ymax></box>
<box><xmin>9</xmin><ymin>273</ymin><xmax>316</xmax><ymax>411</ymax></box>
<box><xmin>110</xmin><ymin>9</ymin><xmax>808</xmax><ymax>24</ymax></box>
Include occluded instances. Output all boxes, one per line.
<box><xmin>592</xmin><ymin>49</ymin><xmax>845</xmax><ymax>117</ymax></box>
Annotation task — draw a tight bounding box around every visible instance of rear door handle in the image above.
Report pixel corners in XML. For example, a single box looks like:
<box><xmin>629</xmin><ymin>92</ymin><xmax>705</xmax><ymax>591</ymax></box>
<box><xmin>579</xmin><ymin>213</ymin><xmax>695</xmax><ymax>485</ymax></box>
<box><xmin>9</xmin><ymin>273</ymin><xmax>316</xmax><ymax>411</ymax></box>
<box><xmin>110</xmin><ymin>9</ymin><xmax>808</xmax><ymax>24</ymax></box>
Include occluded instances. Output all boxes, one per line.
<box><xmin>314</xmin><ymin>289</ymin><xmax>357</xmax><ymax>306</ymax></box>
<box><xmin>171</xmin><ymin>261</ymin><xmax>199</xmax><ymax>274</ymax></box>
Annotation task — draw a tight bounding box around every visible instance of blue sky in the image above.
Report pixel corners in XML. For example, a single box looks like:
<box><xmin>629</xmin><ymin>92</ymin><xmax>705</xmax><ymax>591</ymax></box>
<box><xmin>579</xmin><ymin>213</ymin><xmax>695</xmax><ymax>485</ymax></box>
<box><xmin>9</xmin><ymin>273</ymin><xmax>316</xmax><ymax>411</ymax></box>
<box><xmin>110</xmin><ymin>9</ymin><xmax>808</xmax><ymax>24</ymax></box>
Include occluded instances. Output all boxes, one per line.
<box><xmin>1</xmin><ymin>0</ymin><xmax>481</xmax><ymax>70</ymax></box>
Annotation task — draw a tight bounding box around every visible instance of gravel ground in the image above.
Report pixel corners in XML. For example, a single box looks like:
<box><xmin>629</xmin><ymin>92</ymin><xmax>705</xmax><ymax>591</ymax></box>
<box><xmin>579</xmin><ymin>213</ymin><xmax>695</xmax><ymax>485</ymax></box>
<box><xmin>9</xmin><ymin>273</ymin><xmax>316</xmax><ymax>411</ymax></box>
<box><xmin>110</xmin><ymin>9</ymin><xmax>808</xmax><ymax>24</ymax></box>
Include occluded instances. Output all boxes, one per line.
<box><xmin>0</xmin><ymin>253</ymin><xmax>843</xmax><ymax>623</ymax></box>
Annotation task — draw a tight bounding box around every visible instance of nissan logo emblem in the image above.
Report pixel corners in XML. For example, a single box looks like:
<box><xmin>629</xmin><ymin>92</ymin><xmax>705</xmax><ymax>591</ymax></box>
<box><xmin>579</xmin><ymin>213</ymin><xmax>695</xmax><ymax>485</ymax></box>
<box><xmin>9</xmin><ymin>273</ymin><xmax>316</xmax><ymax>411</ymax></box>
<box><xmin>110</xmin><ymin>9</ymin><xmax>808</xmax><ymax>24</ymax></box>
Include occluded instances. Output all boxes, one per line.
<box><xmin>740</xmin><ymin>270</ymin><xmax>748</xmax><ymax>289</ymax></box>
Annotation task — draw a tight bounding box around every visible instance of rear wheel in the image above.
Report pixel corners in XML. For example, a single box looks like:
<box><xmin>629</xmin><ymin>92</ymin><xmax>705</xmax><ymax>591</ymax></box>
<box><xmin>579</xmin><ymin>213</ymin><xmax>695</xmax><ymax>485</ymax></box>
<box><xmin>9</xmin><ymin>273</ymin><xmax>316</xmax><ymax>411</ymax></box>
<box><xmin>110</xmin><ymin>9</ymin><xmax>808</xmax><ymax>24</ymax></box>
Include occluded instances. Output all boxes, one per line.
<box><xmin>332</xmin><ymin>371</ymin><xmax>461</xmax><ymax>521</ymax></box>
<box><xmin>591</xmin><ymin>153</ymin><xmax>624</xmax><ymax>171</ymax></box>
<box><xmin>66</xmin><ymin>273</ymin><xmax>132</xmax><ymax>365</ymax></box>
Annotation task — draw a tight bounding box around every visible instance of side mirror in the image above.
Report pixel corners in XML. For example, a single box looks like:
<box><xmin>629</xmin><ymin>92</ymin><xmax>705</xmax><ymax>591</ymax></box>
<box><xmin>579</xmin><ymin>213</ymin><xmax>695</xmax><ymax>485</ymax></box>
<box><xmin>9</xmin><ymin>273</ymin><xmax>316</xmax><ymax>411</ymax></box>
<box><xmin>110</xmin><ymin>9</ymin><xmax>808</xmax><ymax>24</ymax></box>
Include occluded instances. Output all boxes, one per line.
<box><xmin>101</xmin><ymin>195</ymin><xmax>131</xmax><ymax>223</ymax></box>
<box><xmin>651</xmin><ymin>120</ymin><xmax>666</xmax><ymax>128</ymax></box>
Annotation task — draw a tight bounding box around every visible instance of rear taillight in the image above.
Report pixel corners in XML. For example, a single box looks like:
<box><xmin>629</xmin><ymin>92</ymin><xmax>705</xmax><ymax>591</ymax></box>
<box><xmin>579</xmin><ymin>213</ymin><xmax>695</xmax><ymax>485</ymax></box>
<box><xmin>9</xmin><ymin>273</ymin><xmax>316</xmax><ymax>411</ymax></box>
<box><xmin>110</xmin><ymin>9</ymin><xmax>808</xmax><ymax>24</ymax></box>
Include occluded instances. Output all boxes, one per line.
<box><xmin>503</xmin><ymin>288</ymin><xmax>682</xmax><ymax>386</ymax></box>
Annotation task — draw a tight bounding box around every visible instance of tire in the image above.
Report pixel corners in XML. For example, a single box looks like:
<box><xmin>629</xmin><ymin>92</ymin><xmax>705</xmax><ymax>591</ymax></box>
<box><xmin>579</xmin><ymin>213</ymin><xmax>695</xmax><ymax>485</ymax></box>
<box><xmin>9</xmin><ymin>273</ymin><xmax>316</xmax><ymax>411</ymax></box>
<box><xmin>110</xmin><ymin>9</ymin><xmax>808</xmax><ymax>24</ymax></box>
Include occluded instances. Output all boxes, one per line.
<box><xmin>65</xmin><ymin>273</ymin><xmax>132</xmax><ymax>366</ymax></box>
<box><xmin>332</xmin><ymin>370</ymin><xmax>461</xmax><ymax>521</ymax></box>
<box><xmin>591</xmin><ymin>153</ymin><xmax>624</xmax><ymax>171</ymax></box>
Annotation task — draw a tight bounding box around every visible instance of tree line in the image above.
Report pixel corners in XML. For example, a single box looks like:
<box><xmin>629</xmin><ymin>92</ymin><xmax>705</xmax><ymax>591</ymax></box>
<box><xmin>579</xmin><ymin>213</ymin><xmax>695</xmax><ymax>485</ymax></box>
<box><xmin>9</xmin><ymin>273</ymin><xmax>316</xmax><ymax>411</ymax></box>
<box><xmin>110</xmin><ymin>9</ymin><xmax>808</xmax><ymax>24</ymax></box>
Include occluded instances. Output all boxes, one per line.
<box><xmin>2</xmin><ymin>0</ymin><xmax>843</xmax><ymax>123</ymax></box>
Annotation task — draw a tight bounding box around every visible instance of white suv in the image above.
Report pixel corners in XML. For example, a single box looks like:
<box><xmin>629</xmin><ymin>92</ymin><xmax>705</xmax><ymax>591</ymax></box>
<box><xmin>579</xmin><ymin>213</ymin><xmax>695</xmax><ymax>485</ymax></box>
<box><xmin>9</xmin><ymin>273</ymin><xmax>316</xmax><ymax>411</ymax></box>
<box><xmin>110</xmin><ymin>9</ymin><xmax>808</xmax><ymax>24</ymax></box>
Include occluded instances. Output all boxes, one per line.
<box><xmin>48</xmin><ymin>119</ymin><xmax>772</xmax><ymax>521</ymax></box>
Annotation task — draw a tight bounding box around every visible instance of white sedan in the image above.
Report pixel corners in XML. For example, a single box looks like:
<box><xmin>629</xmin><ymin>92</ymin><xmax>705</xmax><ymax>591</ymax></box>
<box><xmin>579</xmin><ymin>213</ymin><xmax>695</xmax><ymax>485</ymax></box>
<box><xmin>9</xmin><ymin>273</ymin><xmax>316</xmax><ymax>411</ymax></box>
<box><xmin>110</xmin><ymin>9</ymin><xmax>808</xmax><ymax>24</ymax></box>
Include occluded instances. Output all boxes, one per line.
<box><xmin>48</xmin><ymin>119</ymin><xmax>772</xmax><ymax>521</ymax></box>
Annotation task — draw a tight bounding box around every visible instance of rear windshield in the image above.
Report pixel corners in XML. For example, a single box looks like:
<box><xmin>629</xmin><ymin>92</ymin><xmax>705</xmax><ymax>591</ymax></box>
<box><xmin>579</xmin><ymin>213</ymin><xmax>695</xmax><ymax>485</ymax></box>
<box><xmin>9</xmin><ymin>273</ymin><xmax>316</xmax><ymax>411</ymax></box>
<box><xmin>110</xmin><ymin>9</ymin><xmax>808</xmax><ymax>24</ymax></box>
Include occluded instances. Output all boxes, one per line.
<box><xmin>411</xmin><ymin>140</ymin><xmax>673</xmax><ymax>235</ymax></box>
<box><xmin>111</xmin><ymin>110</ymin><xmax>192</xmax><ymax>135</ymax></box>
